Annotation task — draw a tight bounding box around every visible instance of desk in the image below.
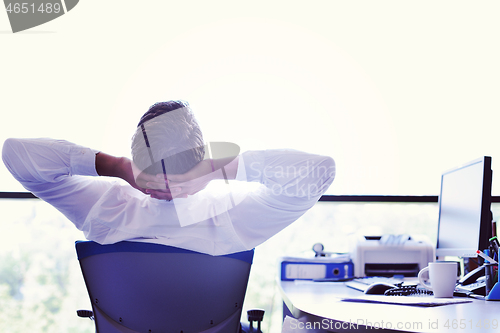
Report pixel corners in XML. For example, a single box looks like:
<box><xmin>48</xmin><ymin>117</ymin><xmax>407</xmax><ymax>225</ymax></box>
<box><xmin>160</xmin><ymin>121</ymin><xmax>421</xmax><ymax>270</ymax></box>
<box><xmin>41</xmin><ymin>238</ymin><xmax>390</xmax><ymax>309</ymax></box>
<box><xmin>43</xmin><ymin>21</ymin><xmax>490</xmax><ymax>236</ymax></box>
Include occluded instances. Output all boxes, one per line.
<box><xmin>278</xmin><ymin>279</ymin><xmax>500</xmax><ymax>333</ymax></box>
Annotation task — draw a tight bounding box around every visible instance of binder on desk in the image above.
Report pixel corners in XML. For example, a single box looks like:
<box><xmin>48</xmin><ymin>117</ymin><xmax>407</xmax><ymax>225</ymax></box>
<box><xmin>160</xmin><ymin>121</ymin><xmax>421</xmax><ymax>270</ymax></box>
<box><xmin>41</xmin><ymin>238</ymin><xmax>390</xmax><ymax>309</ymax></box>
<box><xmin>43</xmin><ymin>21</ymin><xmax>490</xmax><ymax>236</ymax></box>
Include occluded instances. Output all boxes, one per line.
<box><xmin>280</xmin><ymin>255</ymin><xmax>354</xmax><ymax>281</ymax></box>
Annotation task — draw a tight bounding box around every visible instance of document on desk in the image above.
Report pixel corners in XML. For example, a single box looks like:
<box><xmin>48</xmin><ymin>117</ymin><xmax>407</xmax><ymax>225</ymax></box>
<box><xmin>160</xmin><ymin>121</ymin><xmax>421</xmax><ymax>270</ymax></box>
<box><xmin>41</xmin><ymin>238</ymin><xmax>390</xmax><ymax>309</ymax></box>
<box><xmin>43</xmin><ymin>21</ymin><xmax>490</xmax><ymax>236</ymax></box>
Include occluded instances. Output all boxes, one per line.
<box><xmin>341</xmin><ymin>295</ymin><xmax>472</xmax><ymax>307</ymax></box>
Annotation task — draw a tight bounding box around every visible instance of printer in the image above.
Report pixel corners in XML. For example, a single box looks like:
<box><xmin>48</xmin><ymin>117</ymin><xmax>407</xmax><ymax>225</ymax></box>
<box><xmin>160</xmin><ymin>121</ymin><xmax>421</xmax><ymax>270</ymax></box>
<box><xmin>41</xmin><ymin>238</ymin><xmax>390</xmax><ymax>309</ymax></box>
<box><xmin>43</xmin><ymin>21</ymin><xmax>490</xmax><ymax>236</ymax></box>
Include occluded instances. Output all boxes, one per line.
<box><xmin>349</xmin><ymin>234</ymin><xmax>435</xmax><ymax>277</ymax></box>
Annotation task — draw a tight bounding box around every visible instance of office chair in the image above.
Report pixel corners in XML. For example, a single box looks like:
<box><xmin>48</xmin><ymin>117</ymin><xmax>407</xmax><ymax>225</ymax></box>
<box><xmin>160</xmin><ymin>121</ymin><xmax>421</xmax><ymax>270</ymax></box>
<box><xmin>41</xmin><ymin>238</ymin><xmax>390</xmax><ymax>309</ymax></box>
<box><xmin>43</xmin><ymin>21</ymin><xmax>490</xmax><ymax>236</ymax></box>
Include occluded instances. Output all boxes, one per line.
<box><xmin>75</xmin><ymin>240</ymin><xmax>264</xmax><ymax>333</ymax></box>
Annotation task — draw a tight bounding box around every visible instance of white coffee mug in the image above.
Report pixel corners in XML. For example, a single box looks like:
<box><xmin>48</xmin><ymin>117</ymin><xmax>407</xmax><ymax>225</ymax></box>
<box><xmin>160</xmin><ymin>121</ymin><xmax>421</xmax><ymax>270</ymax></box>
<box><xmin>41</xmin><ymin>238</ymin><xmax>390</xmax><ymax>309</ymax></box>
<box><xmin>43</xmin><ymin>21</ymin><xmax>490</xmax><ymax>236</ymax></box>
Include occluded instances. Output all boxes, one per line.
<box><xmin>418</xmin><ymin>261</ymin><xmax>458</xmax><ymax>298</ymax></box>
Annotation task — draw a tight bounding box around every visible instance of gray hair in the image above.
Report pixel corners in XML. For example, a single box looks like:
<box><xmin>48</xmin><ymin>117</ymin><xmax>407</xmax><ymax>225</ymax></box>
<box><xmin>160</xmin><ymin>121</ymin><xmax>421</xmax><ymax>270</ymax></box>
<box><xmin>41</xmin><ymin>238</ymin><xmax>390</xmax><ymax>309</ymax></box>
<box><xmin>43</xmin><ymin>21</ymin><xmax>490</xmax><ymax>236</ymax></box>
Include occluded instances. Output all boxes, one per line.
<box><xmin>131</xmin><ymin>101</ymin><xmax>205</xmax><ymax>175</ymax></box>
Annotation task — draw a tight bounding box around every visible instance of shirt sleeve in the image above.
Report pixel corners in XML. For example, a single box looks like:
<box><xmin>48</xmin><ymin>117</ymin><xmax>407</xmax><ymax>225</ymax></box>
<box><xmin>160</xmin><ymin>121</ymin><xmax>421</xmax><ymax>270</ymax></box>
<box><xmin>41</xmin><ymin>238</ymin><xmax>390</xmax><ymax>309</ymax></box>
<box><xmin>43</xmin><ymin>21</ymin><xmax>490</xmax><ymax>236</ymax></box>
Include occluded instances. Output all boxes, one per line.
<box><xmin>2</xmin><ymin>138</ymin><xmax>111</xmax><ymax>229</ymax></box>
<box><xmin>230</xmin><ymin>149</ymin><xmax>335</xmax><ymax>249</ymax></box>
<box><xmin>2</xmin><ymin>138</ymin><xmax>99</xmax><ymax>182</ymax></box>
<box><xmin>2</xmin><ymin>139</ymin><xmax>336</xmax><ymax>254</ymax></box>
<box><xmin>237</xmin><ymin>149</ymin><xmax>335</xmax><ymax>201</ymax></box>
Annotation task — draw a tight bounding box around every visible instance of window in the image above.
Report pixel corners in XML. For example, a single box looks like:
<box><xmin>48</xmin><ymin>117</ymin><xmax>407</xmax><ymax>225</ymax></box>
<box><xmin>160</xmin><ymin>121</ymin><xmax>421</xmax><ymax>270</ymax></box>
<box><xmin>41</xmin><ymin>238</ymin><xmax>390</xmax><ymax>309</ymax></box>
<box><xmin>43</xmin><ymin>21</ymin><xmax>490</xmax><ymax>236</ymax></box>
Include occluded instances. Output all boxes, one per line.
<box><xmin>1</xmin><ymin>2</ymin><xmax>499</xmax><ymax>195</ymax></box>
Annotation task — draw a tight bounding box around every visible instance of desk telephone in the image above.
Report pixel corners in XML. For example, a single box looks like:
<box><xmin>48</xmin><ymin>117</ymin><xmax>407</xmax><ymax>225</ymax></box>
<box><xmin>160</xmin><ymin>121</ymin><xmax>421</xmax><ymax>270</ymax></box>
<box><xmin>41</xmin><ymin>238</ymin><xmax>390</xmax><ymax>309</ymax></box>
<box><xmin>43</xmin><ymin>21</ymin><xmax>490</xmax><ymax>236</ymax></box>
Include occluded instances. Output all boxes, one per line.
<box><xmin>455</xmin><ymin>265</ymin><xmax>487</xmax><ymax>296</ymax></box>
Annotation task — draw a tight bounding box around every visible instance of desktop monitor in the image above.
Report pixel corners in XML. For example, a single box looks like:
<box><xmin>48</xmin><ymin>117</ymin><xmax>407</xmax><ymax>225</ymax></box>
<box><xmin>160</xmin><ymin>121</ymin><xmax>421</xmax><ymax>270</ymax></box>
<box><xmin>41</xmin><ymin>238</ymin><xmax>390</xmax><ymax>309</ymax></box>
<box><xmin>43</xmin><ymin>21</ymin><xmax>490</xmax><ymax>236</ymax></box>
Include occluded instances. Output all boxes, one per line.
<box><xmin>435</xmin><ymin>156</ymin><xmax>493</xmax><ymax>259</ymax></box>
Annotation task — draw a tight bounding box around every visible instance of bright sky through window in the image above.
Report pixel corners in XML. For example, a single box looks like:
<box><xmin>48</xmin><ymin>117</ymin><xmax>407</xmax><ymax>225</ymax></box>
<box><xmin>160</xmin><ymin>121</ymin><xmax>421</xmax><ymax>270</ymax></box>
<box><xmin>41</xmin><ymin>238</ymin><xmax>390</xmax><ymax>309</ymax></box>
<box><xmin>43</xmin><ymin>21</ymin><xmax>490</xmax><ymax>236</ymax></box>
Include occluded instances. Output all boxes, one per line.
<box><xmin>1</xmin><ymin>1</ymin><xmax>499</xmax><ymax>195</ymax></box>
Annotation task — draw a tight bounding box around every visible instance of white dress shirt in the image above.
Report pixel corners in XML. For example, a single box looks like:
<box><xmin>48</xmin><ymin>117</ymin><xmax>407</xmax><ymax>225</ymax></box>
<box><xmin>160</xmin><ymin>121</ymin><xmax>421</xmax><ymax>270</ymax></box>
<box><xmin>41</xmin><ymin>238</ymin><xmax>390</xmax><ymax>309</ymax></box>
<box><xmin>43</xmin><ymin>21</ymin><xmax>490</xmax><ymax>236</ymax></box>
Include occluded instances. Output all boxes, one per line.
<box><xmin>2</xmin><ymin>138</ymin><xmax>335</xmax><ymax>255</ymax></box>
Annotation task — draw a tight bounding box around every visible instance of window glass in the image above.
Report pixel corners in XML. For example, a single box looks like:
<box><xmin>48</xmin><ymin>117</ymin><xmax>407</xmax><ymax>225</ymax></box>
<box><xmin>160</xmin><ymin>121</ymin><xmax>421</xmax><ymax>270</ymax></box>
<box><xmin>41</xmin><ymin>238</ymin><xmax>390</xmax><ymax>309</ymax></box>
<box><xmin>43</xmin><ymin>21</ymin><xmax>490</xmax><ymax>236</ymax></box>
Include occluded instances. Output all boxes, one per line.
<box><xmin>1</xmin><ymin>2</ymin><xmax>499</xmax><ymax>195</ymax></box>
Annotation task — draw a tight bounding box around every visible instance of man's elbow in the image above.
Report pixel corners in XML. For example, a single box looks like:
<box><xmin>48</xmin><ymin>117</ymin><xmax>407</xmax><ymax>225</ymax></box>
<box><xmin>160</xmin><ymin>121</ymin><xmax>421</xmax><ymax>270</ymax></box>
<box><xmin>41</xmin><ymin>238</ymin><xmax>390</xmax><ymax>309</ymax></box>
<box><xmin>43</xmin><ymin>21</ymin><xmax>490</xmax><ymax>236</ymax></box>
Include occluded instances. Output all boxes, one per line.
<box><xmin>319</xmin><ymin>156</ymin><xmax>336</xmax><ymax>182</ymax></box>
<box><xmin>2</xmin><ymin>138</ymin><xmax>24</xmax><ymax>179</ymax></box>
<box><xmin>315</xmin><ymin>156</ymin><xmax>336</xmax><ymax>195</ymax></box>
<box><xmin>2</xmin><ymin>138</ymin><xmax>19</xmax><ymax>166</ymax></box>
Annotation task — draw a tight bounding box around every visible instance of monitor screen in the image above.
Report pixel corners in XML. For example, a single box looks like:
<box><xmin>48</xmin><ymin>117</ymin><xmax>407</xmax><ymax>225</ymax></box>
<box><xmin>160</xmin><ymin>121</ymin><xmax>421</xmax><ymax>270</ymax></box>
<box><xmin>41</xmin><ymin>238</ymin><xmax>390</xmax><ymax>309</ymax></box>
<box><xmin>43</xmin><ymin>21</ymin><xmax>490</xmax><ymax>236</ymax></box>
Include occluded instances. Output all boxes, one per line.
<box><xmin>435</xmin><ymin>157</ymin><xmax>492</xmax><ymax>258</ymax></box>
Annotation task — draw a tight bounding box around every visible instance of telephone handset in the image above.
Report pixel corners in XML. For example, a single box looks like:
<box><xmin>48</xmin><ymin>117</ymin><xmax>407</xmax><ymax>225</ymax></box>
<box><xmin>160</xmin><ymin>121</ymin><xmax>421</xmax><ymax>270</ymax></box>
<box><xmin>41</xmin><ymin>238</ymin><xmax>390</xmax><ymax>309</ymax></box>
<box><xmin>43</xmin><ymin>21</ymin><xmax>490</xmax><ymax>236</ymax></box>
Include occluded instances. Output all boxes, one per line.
<box><xmin>456</xmin><ymin>265</ymin><xmax>486</xmax><ymax>296</ymax></box>
<box><xmin>459</xmin><ymin>265</ymin><xmax>485</xmax><ymax>285</ymax></box>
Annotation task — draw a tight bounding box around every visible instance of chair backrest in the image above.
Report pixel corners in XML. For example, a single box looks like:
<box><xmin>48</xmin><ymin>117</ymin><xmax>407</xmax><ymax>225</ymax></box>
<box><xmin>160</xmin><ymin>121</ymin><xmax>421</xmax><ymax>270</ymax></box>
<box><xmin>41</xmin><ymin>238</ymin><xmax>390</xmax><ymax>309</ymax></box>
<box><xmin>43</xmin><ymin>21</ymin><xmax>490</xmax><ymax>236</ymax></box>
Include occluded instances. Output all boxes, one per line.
<box><xmin>76</xmin><ymin>241</ymin><xmax>254</xmax><ymax>333</ymax></box>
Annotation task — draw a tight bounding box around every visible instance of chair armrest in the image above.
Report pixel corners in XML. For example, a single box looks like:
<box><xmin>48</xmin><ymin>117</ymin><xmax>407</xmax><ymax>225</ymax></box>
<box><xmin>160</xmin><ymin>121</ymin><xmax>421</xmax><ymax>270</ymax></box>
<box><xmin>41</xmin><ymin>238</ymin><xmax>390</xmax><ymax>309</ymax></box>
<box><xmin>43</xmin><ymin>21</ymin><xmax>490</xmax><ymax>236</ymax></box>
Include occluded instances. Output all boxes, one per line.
<box><xmin>241</xmin><ymin>309</ymin><xmax>265</xmax><ymax>333</ymax></box>
<box><xmin>76</xmin><ymin>309</ymin><xmax>94</xmax><ymax>321</ymax></box>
